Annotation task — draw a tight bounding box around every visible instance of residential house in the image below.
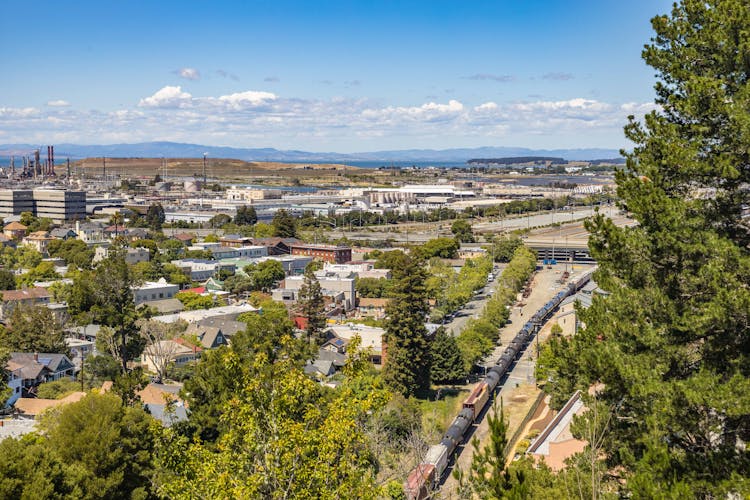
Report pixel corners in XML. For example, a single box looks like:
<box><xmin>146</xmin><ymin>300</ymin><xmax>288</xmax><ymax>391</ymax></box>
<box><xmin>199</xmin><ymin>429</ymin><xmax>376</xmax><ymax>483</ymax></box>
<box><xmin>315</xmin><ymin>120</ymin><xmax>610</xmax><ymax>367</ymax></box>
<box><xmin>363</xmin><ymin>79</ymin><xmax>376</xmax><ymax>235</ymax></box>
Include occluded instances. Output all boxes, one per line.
<box><xmin>3</xmin><ymin>221</ymin><xmax>27</xmax><ymax>240</ymax></box>
<box><xmin>171</xmin><ymin>259</ymin><xmax>236</xmax><ymax>281</ymax></box>
<box><xmin>219</xmin><ymin>234</ymin><xmax>253</xmax><ymax>247</ymax></box>
<box><xmin>14</xmin><ymin>392</ymin><xmax>86</xmax><ymax>417</ymax></box>
<box><xmin>172</xmin><ymin>233</ymin><xmax>195</xmax><ymax>245</ymax></box>
<box><xmin>132</xmin><ymin>278</ymin><xmax>179</xmax><ymax>305</ymax></box>
<box><xmin>139</xmin><ymin>298</ymin><xmax>184</xmax><ymax>315</ymax></box>
<box><xmin>65</xmin><ymin>337</ymin><xmax>95</xmax><ymax>369</ymax></box>
<box><xmin>142</xmin><ymin>340</ymin><xmax>201</xmax><ymax>374</ymax></box>
<box><xmin>151</xmin><ymin>303</ymin><xmax>260</xmax><ymax>325</ymax></box>
<box><xmin>65</xmin><ymin>324</ymin><xmax>100</xmax><ymax>343</ymax></box>
<box><xmin>21</xmin><ymin>231</ymin><xmax>54</xmax><ymax>255</ymax></box>
<box><xmin>75</xmin><ymin>221</ymin><xmax>106</xmax><ymax>243</ymax></box>
<box><xmin>8</xmin><ymin>352</ymin><xmax>76</xmax><ymax>398</ymax></box>
<box><xmin>0</xmin><ymin>287</ymin><xmax>51</xmax><ymax>320</ymax></box>
<box><xmin>49</xmin><ymin>228</ymin><xmax>77</xmax><ymax>240</ymax></box>
<box><xmin>94</xmin><ymin>245</ymin><xmax>150</xmax><ymax>265</ymax></box>
<box><xmin>195</xmin><ymin>317</ymin><xmax>246</xmax><ymax>338</ymax></box>
<box><xmin>357</xmin><ymin>297</ymin><xmax>390</xmax><ymax>319</ymax></box>
<box><xmin>322</xmin><ymin>324</ymin><xmax>384</xmax><ymax>365</ymax></box>
<box><xmin>276</xmin><ymin>274</ymin><xmax>356</xmax><ymax>310</ymax></box>
<box><xmin>5</xmin><ymin>360</ymin><xmax>23</xmax><ymax>406</ymax></box>
<box><xmin>184</xmin><ymin>324</ymin><xmax>230</xmax><ymax>349</ymax></box>
<box><xmin>0</xmin><ymin>233</ymin><xmax>13</xmax><ymax>247</ymax></box>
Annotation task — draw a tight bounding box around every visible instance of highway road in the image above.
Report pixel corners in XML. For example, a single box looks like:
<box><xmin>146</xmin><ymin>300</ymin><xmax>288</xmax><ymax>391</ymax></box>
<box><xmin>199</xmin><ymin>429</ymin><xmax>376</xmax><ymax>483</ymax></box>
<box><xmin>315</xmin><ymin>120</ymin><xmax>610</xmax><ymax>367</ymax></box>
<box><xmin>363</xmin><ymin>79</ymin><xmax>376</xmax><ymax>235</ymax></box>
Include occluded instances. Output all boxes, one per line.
<box><xmin>342</xmin><ymin>205</ymin><xmax>615</xmax><ymax>243</ymax></box>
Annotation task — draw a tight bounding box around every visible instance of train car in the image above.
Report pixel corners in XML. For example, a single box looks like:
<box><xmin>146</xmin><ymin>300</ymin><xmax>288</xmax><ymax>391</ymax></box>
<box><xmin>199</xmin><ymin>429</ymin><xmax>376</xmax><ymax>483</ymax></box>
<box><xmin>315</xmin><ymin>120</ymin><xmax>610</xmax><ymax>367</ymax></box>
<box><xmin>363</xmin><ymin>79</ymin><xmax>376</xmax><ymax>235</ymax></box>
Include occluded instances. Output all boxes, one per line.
<box><xmin>485</xmin><ymin>369</ymin><xmax>501</xmax><ymax>392</ymax></box>
<box><xmin>442</xmin><ymin>412</ymin><xmax>472</xmax><ymax>451</ymax></box>
<box><xmin>405</xmin><ymin>463</ymin><xmax>435</xmax><ymax>500</ymax></box>
<box><xmin>463</xmin><ymin>382</ymin><xmax>490</xmax><ymax>421</ymax></box>
<box><xmin>424</xmin><ymin>443</ymin><xmax>450</xmax><ymax>481</ymax></box>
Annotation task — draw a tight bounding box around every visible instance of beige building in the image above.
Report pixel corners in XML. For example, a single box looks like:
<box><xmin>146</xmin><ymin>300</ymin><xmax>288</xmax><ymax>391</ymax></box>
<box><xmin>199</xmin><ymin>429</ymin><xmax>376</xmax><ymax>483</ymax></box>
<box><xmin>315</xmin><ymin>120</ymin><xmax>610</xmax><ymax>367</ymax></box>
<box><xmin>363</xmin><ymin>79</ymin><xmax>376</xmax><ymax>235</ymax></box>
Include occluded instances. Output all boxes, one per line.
<box><xmin>225</xmin><ymin>187</ymin><xmax>282</xmax><ymax>201</ymax></box>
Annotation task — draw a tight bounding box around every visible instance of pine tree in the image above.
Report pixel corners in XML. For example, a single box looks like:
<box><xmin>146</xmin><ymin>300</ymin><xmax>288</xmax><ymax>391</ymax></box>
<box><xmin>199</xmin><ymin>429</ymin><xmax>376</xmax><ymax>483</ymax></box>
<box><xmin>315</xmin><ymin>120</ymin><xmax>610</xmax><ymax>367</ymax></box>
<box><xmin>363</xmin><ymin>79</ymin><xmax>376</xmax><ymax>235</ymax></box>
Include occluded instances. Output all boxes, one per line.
<box><xmin>298</xmin><ymin>266</ymin><xmax>326</xmax><ymax>344</ymax></box>
<box><xmin>382</xmin><ymin>253</ymin><xmax>431</xmax><ymax>397</ymax></box>
<box><xmin>271</xmin><ymin>209</ymin><xmax>297</xmax><ymax>238</ymax></box>
<box><xmin>430</xmin><ymin>327</ymin><xmax>465</xmax><ymax>384</ymax></box>
<box><xmin>544</xmin><ymin>1</ymin><xmax>750</xmax><ymax>496</ymax></box>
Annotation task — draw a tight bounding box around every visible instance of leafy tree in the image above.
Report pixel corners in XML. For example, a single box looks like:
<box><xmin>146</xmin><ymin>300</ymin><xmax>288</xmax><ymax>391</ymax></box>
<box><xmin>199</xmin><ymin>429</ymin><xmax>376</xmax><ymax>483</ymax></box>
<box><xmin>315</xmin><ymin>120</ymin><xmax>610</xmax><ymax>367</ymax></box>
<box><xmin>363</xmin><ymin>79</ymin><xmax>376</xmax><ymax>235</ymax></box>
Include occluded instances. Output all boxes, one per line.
<box><xmin>374</xmin><ymin>249</ymin><xmax>409</xmax><ymax>270</ymax></box>
<box><xmin>0</xmin><ymin>304</ymin><xmax>68</xmax><ymax>354</ymax></box>
<box><xmin>35</xmin><ymin>379</ymin><xmax>81</xmax><ymax>399</ymax></box>
<box><xmin>16</xmin><ymin>245</ymin><xmax>42</xmax><ymax>269</ymax></box>
<box><xmin>430</xmin><ymin>327</ymin><xmax>465</xmax><ymax>384</ymax></box>
<box><xmin>47</xmin><ymin>238</ymin><xmax>94</xmax><ymax>268</ymax></box>
<box><xmin>356</xmin><ymin>277</ymin><xmax>392</xmax><ymax>298</ymax></box>
<box><xmin>129</xmin><ymin>238</ymin><xmax>158</xmax><ymax>260</ymax></box>
<box><xmin>451</xmin><ymin>218</ymin><xmax>475</xmax><ymax>243</ymax></box>
<box><xmin>203</xmin><ymin>233</ymin><xmax>219</xmax><ymax>243</ymax></box>
<box><xmin>234</xmin><ymin>205</ymin><xmax>258</xmax><ymax>225</ymax></box>
<box><xmin>271</xmin><ymin>209</ymin><xmax>297</xmax><ymax>238</ymax></box>
<box><xmin>208</xmin><ymin>213</ymin><xmax>231</xmax><ymax>228</ymax></box>
<box><xmin>0</xmin><ymin>437</ymin><xmax>74</xmax><ymax>498</ymax></box>
<box><xmin>254</xmin><ymin>222</ymin><xmax>275</xmax><ymax>238</ymax></box>
<box><xmin>158</xmin><ymin>336</ymin><xmax>388</xmax><ymax>499</ymax></box>
<box><xmin>297</xmin><ymin>266</ymin><xmax>326</xmax><ymax>344</ymax></box>
<box><xmin>415</xmin><ymin>237</ymin><xmax>459</xmax><ymax>259</ymax></box>
<box><xmin>382</xmin><ymin>253</ymin><xmax>431</xmax><ymax>397</ymax></box>
<box><xmin>146</xmin><ymin>202</ymin><xmax>166</xmax><ymax>231</ymax></box>
<box><xmin>39</xmin><ymin>392</ymin><xmax>157</xmax><ymax>498</ymax></box>
<box><xmin>241</xmin><ymin>259</ymin><xmax>285</xmax><ymax>292</ymax></box>
<box><xmin>175</xmin><ymin>291</ymin><xmax>217</xmax><ymax>310</ymax></box>
<box><xmin>0</xmin><ymin>269</ymin><xmax>15</xmax><ymax>290</ymax></box>
<box><xmin>17</xmin><ymin>260</ymin><xmax>60</xmax><ymax>286</ymax></box>
<box><xmin>89</xmin><ymin>254</ymin><xmax>141</xmax><ymax>372</ymax></box>
<box><xmin>540</xmin><ymin>2</ymin><xmax>750</xmax><ymax>496</ymax></box>
<box><xmin>491</xmin><ymin>234</ymin><xmax>523</xmax><ymax>263</ymax></box>
<box><xmin>81</xmin><ymin>353</ymin><xmax>121</xmax><ymax>384</ymax></box>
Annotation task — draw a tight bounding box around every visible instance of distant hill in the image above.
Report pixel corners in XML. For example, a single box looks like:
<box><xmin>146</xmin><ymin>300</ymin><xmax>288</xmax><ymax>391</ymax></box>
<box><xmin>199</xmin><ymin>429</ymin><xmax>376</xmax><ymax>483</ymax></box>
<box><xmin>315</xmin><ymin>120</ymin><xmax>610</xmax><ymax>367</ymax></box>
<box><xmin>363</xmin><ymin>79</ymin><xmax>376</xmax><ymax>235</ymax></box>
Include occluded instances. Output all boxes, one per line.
<box><xmin>0</xmin><ymin>141</ymin><xmax>621</xmax><ymax>164</ymax></box>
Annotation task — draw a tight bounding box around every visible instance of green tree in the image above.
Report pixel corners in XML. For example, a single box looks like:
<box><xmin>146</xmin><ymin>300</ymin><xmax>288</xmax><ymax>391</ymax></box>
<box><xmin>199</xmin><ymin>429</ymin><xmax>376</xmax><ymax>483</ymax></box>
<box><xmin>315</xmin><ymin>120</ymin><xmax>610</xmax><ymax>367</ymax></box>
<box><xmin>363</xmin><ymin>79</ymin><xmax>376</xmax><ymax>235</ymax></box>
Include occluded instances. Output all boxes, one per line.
<box><xmin>208</xmin><ymin>213</ymin><xmax>231</xmax><ymax>228</ymax></box>
<box><xmin>175</xmin><ymin>291</ymin><xmax>217</xmax><ymax>310</ymax></box>
<box><xmin>146</xmin><ymin>202</ymin><xmax>166</xmax><ymax>231</ymax></box>
<box><xmin>0</xmin><ymin>269</ymin><xmax>16</xmax><ymax>290</ymax></box>
<box><xmin>456</xmin><ymin>401</ymin><xmax>528</xmax><ymax>499</ymax></box>
<box><xmin>451</xmin><ymin>218</ymin><xmax>475</xmax><ymax>243</ymax></box>
<box><xmin>541</xmin><ymin>2</ymin><xmax>750</xmax><ymax>496</ymax></box>
<box><xmin>0</xmin><ymin>304</ymin><xmax>68</xmax><ymax>354</ymax></box>
<box><xmin>35</xmin><ymin>379</ymin><xmax>81</xmax><ymax>399</ymax></box>
<box><xmin>415</xmin><ymin>237</ymin><xmax>459</xmax><ymax>259</ymax></box>
<box><xmin>491</xmin><ymin>234</ymin><xmax>523</xmax><ymax>263</ymax></box>
<box><xmin>234</xmin><ymin>205</ymin><xmax>258</xmax><ymax>225</ymax></box>
<box><xmin>90</xmin><ymin>254</ymin><xmax>141</xmax><ymax>372</ymax></box>
<box><xmin>297</xmin><ymin>265</ymin><xmax>326</xmax><ymax>344</ymax></box>
<box><xmin>271</xmin><ymin>209</ymin><xmax>297</xmax><ymax>238</ymax></box>
<box><xmin>430</xmin><ymin>327</ymin><xmax>465</xmax><ymax>384</ymax></box>
<box><xmin>17</xmin><ymin>260</ymin><xmax>60</xmax><ymax>286</ymax></box>
<box><xmin>39</xmin><ymin>392</ymin><xmax>157</xmax><ymax>498</ymax></box>
<box><xmin>382</xmin><ymin>254</ymin><xmax>431</xmax><ymax>397</ymax></box>
<box><xmin>158</xmin><ymin>336</ymin><xmax>388</xmax><ymax>499</ymax></box>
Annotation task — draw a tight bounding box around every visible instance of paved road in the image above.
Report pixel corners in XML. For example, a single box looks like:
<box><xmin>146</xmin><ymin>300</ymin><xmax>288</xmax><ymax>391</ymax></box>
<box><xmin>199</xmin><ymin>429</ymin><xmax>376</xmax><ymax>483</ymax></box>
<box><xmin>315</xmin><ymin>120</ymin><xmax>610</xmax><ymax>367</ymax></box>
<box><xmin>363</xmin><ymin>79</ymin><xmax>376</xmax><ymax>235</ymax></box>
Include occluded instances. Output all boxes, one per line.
<box><xmin>443</xmin><ymin>264</ymin><xmax>505</xmax><ymax>336</ymax></box>
<box><xmin>342</xmin><ymin>206</ymin><xmax>610</xmax><ymax>243</ymax></box>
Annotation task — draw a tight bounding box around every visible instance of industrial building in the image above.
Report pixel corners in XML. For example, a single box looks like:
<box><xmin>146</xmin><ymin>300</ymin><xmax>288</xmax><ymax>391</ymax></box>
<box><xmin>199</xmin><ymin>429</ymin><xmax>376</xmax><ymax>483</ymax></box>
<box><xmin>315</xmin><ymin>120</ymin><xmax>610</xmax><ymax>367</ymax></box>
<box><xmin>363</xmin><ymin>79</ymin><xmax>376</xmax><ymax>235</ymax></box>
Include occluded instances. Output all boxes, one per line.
<box><xmin>0</xmin><ymin>189</ymin><xmax>86</xmax><ymax>222</ymax></box>
<box><xmin>290</xmin><ymin>243</ymin><xmax>352</xmax><ymax>264</ymax></box>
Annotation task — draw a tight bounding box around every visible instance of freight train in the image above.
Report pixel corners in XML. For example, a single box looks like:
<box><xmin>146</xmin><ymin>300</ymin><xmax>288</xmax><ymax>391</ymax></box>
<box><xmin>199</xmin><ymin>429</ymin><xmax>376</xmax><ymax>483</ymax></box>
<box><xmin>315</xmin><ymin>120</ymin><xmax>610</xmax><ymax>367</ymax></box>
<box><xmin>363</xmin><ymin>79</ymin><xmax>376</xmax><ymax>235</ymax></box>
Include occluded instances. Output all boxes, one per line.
<box><xmin>405</xmin><ymin>270</ymin><xmax>594</xmax><ymax>499</ymax></box>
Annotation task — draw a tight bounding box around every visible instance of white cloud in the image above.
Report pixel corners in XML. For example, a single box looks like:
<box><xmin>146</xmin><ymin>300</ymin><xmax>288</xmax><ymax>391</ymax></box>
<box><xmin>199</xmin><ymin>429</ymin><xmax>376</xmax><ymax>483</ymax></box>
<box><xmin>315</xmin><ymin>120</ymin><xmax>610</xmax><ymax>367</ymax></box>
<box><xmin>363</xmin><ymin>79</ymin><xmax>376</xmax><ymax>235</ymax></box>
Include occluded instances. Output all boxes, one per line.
<box><xmin>215</xmin><ymin>90</ymin><xmax>277</xmax><ymax>109</ymax></box>
<box><xmin>139</xmin><ymin>86</ymin><xmax>193</xmax><ymax>108</ymax></box>
<box><xmin>0</xmin><ymin>88</ymin><xmax>656</xmax><ymax>150</ymax></box>
<box><xmin>176</xmin><ymin>67</ymin><xmax>201</xmax><ymax>81</ymax></box>
<box><xmin>0</xmin><ymin>107</ymin><xmax>40</xmax><ymax>118</ymax></box>
<box><xmin>47</xmin><ymin>100</ymin><xmax>70</xmax><ymax>107</ymax></box>
<box><xmin>475</xmin><ymin>102</ymin><xmax>498</xmax><ymax>111</ymax></box>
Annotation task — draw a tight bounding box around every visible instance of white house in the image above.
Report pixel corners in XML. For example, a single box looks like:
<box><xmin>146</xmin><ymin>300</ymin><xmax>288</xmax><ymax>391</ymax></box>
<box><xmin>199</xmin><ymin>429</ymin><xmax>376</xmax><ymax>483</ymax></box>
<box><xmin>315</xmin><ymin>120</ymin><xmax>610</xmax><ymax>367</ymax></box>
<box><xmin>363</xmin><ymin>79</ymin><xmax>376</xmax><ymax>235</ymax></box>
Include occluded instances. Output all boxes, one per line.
<box><xmin>132</xmin><ymin>278</ymin><xmax>180</xmax><ymax>305</ymax></box>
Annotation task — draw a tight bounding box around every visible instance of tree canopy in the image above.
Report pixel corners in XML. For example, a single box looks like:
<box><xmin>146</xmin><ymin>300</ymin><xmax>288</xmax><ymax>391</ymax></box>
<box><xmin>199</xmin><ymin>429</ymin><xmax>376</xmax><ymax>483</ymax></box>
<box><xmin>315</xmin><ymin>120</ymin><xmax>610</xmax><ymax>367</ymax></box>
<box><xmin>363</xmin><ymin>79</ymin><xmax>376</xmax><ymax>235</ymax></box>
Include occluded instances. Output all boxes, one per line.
<box><xmin>541</xmin><ymin>1</ymin><xmax>750</xmax><ymax>496</ymax></box>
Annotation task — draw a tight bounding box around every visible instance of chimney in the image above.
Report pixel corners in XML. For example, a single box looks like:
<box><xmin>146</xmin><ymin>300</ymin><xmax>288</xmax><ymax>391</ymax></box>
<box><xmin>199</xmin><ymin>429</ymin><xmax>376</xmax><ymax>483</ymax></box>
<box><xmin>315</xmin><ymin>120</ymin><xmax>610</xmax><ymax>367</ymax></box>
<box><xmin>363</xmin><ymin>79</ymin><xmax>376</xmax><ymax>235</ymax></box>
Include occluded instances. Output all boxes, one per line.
<box><xmin>34</xmin><ymin>352</ymin><xmax>38</xmax><ymax>362</ymax></box>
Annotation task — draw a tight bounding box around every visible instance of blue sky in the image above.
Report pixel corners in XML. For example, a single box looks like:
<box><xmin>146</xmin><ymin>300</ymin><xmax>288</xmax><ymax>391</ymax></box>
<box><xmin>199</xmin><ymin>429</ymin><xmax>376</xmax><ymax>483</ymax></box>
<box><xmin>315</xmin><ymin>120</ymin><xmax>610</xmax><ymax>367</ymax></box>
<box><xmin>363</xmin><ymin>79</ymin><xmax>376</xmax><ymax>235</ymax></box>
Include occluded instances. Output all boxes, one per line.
<box><xmin>0</xmin><ymin>0</ymin><xmax>672</xmax><ymax>152</ymax></box>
